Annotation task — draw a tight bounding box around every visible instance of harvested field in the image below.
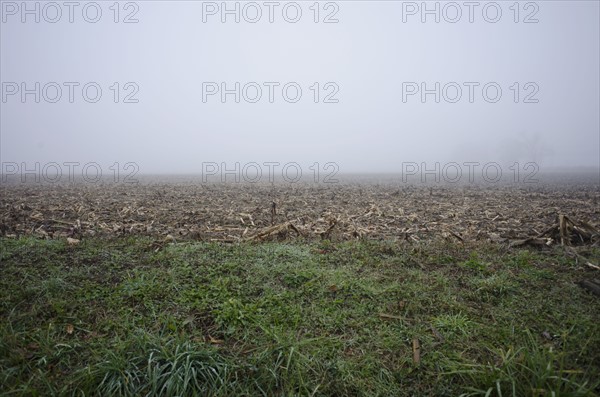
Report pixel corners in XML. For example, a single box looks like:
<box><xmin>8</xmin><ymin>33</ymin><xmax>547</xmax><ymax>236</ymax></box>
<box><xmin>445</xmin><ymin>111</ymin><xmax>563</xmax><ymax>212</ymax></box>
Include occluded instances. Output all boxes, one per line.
<box><xmin>1</xmin><ymin>175</ymin><xmax>600</xmax><ymax>396</ymax></box>
<box><xmin>1</xmin><ymin>174</ymin><xmax>599</xmax><ymax>246</ymax></box>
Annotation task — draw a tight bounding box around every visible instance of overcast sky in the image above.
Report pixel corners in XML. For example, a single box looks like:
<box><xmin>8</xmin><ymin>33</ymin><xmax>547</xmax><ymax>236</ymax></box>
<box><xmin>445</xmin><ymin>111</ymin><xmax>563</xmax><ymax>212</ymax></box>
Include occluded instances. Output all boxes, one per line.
<box><xmin>1</xmin><ymin>1</ymin><xmax>599</xmax><ymax>175</ymax></box>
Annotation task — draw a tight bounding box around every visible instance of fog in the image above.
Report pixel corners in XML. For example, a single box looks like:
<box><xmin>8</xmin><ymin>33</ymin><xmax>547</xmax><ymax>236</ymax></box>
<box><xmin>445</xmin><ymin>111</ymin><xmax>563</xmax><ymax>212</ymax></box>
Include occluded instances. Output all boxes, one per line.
<box><xmin>1</xmin><ymin>1</ymin><xmax>599</xmax><ymax>176</ymax></box>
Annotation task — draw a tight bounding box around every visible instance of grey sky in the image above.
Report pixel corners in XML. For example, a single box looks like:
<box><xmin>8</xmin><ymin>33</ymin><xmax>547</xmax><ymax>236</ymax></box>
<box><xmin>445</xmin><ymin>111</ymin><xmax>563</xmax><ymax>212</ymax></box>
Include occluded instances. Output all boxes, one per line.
<box><xmin>1</xmin><ymin>1</ymin><xmax>599</xmax><ymax>174</ymax></box>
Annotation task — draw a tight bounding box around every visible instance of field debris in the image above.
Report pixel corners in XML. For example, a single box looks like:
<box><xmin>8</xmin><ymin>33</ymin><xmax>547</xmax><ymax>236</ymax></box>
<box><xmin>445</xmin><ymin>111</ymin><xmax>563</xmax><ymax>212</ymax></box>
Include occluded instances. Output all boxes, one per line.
<box><xmin>511</xmin><ymin>215</ymin><xmax>599</xmax><ymax>248</ymax></box>
<box><xmin>550</xmin><ymin>215</ymin><xmax>599</xmax><ymax>246</ymax></box>
<box><xmin>66</xmin><ymin>237</ymin><xmax>80</xmax><ymax>245</ymax></box>
<box><xmin>1</xmin><ymin>181</ymin><xmax>598</xmax><ymax>246</ymax></box>
<box><xmin>245</xmin><ymin>221</ymin><xmax>301</xmax><ymax>241</ymax></box>
<box><xmin>412</xmin><ymin>339</ymin><xmax>421</xmax><ymax>366</ymax></box>
<box><xmin>586</xmin><ymin>262</ymin><xmax>600</xmax><ymax>271</ymax></box>
<box><xmin>578</xmin><ymin>279</ymin><xmax>600</xmax><ymax>298</ymax></box>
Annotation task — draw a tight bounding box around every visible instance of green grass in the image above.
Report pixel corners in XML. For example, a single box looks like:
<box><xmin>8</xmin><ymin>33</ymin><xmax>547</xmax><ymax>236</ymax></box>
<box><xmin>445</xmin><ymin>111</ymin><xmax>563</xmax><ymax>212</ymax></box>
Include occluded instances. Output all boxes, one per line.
<box><xmin>0</xmin><ymin>237</ymin><xmax>599</xmax><ymax>396</ymax></box>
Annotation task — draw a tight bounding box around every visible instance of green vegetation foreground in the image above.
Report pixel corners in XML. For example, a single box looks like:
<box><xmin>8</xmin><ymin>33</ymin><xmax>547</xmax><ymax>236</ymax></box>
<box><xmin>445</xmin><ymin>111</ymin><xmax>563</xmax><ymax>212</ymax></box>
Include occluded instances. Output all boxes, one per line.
<box><xmin>1</xmin><ymin>237</ymin><xmax>599</xmax><ymax>396</ymax></box>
